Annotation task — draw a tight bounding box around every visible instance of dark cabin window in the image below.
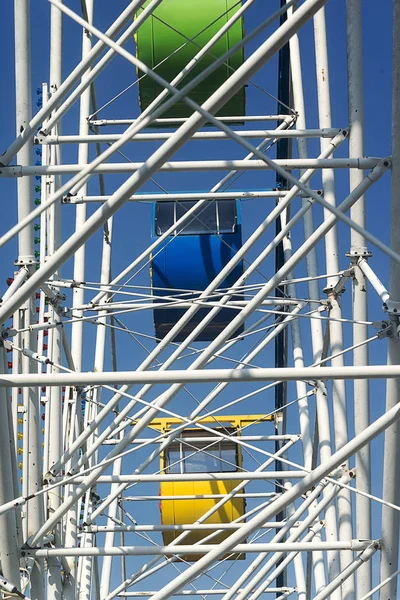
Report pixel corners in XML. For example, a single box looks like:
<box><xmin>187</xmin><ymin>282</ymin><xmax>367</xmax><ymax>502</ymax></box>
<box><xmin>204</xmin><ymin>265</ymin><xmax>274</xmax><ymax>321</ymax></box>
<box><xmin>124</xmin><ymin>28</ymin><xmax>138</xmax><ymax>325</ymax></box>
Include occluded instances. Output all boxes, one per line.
<box><xmin>155</xmin><ymin>200</ymin><xmax>237</xmax><ymax>236</ymax></box>
<box><xmin>165</xmin><ymin>433</ymin><xmax>239</xmax><ymax>474</ymax></box>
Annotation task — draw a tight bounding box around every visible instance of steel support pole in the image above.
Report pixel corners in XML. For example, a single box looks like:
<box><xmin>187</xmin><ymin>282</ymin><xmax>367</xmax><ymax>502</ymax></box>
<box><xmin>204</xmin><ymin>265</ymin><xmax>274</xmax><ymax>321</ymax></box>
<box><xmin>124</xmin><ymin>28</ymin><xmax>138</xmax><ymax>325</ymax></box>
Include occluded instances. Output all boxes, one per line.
<box><xmin>0</xmin><ymin>345</ymin><xmax>21</xmax><ymax>590</ymax></box>
<box><xmin>38</xmin><ymin>128</ymin><xmax>339</xmax><ymax>144</ymax></box>
<box><xmin>46</xmin><ymin>4</ymin><xmax>65</xmax><ymax>599</ymax></box>
<box><xmin>66</xmin><ymin>191</ymin><xmax>292</xmax><ymax>203</ymax></box>
<box><xmin>97</xmin><ymin>245</ymin><xmax>120</xmax><ymax>600</ymax></box>
<box><xmin>117</xmin><ymin>590</ymin><xmax>293</xmax><ymax>597</ymax></box>
<box><xmin>0</xmin><ymin>158</ymin><xmax>382</xmax><ymax>176</ymax></box>
<box><xmin>379</xmin><ymin>1</ymin><xmax>400</xmax><ymax>597</ymax></box>
<box><xmin>274</xmin><ymin>8</ymin><xmax>291</xmax><ymax>593</ymax></box>
<box><xmin>22</xmin><ymin>541</ymin><xmax>377</xmax><ymax>558</ymax></box>
<box><xmin>14</xmin><ymin>1</ymin><xmax>45</xmax><ymax>597</ymax></box>
<box><xmin>5</xmin><ymin>362</ymin><xmax>400</xmax><ymax>389</ymax></box>
<box><xmin>314</xmin><ymin>8</ymin><xmax>353</xmax><ymax>596</ymax></box>
<box><xmin>346</xmin><ymin>2</ymin><xmax>372</xmax><ymax>597</ymax></box>
<box><xmin>63</xmin><ymin>3</ymin><xmax>94</xmax><ymax>596</ymax></box>
<box><xmin>288</xmin><ymin>11</ymin><xmax>335</xmax><ymax>591</ymax></box>
<box><xmin>280</xmin><ymin>193</ymin><xmax>326</xmax><ymax>596</ymax></box>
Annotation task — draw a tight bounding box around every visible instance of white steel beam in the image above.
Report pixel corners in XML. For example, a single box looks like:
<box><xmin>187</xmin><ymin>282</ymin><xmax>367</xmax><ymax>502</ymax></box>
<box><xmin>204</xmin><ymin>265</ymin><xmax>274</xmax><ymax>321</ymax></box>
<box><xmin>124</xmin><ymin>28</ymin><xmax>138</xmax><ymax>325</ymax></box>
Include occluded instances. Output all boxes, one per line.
<box><xmin>89</xmin><ymin>115</ymin><xmax>291</xmax><ymax>126</ymax></box>
<box><xmin>0</xmin><ymin>158</ymin><xmax>383</xmax><ymax>176</ymax></box>
<box><xmin>346</xmin><ymin>0</ymin><xmax>372</xmax><ymax>596</ymax></box>
<box><xmin>379</xmin><ymin>1</ymin><xmax>400</xmax><ymax>598</ymax></box>
<box><xmin>59</xmin><ymin>471</ymin><xmax>309</xmax><ymax>484</ymax></box>
<box><xmin>1</xmin><ymin>364</ymin><xmax>400</xmax><ymax>387</ymax></box>
<box><xmin>63</xmin><ymin>191</ymin><xmax>294</xmax><ymax>204</ymax></box>
<box><xmin>117</xmin><ymin>590</ymin><xmax>294</xmax><ymax>597</ymax></box>
<box><xmin>22</xmin><ymin>541</ymin><xmax>378</xmax><ymax>558</ymax></box>
<box><xmin>37</xmin><ymin>128</ymin><xmax>341</xmax><ymax>144</ymax></box>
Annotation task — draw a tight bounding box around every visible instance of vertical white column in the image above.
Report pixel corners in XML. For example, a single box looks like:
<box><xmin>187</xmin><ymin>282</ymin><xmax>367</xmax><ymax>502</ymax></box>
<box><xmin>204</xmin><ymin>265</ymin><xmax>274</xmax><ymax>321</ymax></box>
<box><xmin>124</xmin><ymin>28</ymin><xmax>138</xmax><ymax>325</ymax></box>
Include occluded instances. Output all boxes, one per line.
<box><xmin>14</xmin><ymin>0</ymin><xmax>45</xmax><ymax>597</ymax></box>
<box><xmin>64</xmin><ymin>4</ymin><xmax>94</xmax><ymax>597</ymax></box>
<box><xmin>46</xmin><ymin>3</ymin><xmax>64</xmax><ymax>600</ymax></box>
<box><xmin>346</xmin><ymin>2</ymin><xmax>372</xmax><ymax>598</ymax></box>
<box><xmin>97</xmin><ymin>221</ymin><xmax>119</xmax><ymax>599</ymax></box>
<box><xmin>0</xmin><ymin>343</ymin><xmax>21</xmax><ymax>590</ymax></box>
<box><xmin>69</xmin><ymin>0</ymin><xmax>95</xmax><ymax>372</ymax></box>
<box><xmin>314</xmin><ymin>7</ymin><xmax>354</xmax><ymax>598</ymax></box>
<box><xmin>80</xmin><ymin>218</ymin><xmax>113</xmax><ymax>600</ymax></box>
<box><xmin>379</xmin><ymin>1</ymin><xmax>400</xmax><ymax>598</ymax></box>
<box><xmin>288</xmin><ymin>9</ymin><xmax>334</xmax><ymax>593</ymax></box>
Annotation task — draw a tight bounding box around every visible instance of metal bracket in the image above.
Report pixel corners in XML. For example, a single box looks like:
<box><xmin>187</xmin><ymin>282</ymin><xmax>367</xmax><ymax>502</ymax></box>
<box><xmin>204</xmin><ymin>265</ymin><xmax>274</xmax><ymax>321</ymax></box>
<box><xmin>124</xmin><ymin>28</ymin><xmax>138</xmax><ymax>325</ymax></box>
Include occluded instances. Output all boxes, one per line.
<box><xmin>323</xmin><ymin>271</ymin><xmax>354</xmax><ymax>298</ymax></box>
<box><xmin>14</xmin><ymin>256</ymin><xmax>38</xmax><ymax>267</ymax></box>
<box><xmin>40</xmin><ymin>282</ymin><xmax>66</xmax><ymax>305</ymax></box>
<box><xmin>0</xmin><ymin>165</ymin><xmax>22</xmax><ymax>178</ymax></box>
<box><xmin>372</xmin><ymin>321</ymin><xmax>393</xmax><ymax>339</ymax></box>
<box><xmin>1</xmin><ymin>328</ymin><xmax>17</xmax><ymax>339</ymax></box>
<box><xmin>43</xmin><ymin>472</ymin><xmax>55</xmax><ymax>485</ymax></box>
<box><xmin>345</xmin><ymin>248</ymin><xmax>373</xmax><ymax>259</ymax></box>
<box><xmin>383</xmin><ymin>299</ymin><xmax>400</xmax><ymax>316</ymax></box>
<box><xmin>2</xmin><ymin>339</ymin><xmax>13</xmax><ymax>351</ymax></box>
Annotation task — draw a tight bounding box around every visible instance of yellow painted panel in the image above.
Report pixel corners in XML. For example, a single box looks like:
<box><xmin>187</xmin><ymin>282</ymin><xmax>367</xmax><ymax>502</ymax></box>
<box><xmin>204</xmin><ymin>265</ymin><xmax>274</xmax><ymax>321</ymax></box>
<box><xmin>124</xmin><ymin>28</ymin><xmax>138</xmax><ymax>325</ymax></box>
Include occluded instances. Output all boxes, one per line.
<box><xmin>160</xmin><ymin>480</ymin><xmax>246</xmax><ymax>560</ymax></box>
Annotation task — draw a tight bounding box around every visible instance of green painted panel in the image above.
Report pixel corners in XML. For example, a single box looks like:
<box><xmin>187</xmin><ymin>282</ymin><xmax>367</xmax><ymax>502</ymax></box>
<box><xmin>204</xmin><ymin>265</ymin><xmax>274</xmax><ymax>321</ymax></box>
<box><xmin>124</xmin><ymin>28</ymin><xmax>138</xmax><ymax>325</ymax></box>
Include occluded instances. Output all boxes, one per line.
<box><xmin>136</xmin><ymin>0</ymin><xmax>245</xmax><ymax>120</ymax></box>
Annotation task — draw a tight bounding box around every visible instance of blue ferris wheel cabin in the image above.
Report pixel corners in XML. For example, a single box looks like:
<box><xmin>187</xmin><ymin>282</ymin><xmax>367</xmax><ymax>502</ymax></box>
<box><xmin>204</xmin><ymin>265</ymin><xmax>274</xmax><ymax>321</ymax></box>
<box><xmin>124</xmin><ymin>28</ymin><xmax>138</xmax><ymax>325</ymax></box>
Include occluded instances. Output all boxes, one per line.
<box><xmin>150</xmin><ymin>199</ymin><xmax>245</xmax><ymax>342</ymax></box>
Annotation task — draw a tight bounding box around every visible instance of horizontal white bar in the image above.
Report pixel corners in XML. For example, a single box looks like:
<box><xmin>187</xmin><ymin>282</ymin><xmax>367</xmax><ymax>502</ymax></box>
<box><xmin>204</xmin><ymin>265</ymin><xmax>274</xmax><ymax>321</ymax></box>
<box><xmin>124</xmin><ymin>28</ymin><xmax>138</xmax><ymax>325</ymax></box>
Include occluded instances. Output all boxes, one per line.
<box><xmin>58</xmin><ymin>471</ymin><xmax>307</xmax><ymax>483</ymax></box>
<box><xmin>22</xmin><ymin>541</ymin><xmax>376</xmax><ymax>557</ymax></box>
<box><xmin>2</xmin><ymin>365</ymin><xmax>400</xmax><ymax>387</ymax></box>
<box><xmin>37</xmin><ymin>128</ymin><xmax>340</xmax><ymax>144</ymax></box>
<box><xmin>121</xmin><ymin>493</ymin><xmax>279</xmax><ymax>501</ymax></box>
<box><xmin>64</xmin><ymin>190</ymin><xmax>296</xmax><ymax>204</ymax></box>
<box><xmin>102</xmin><ymin>435</ymin><xmax>298</xmax><ymax>445</ymax></box>
<box><xmin>118</xmin><ymin>590</ymin><xmax>294</xmax><ymax>597</ymax></box>
<box><xmin>86</xmin><ymin>522</ymin><xmax>291</xmax><ymax>532</ymax></box>
<box><xmin>0</xmin><ymin>158</ymin><xmax>382</xmax><ymax>178</ymax></box>
<box><xmin>85</xmin><ymin>300</ymin><xmax>307</xmax><ymax>312</ymax></box>
<box><xmin>89</xmin><ymin>115</ymin><xmax>292</xmax><ymax>126</ymax></box>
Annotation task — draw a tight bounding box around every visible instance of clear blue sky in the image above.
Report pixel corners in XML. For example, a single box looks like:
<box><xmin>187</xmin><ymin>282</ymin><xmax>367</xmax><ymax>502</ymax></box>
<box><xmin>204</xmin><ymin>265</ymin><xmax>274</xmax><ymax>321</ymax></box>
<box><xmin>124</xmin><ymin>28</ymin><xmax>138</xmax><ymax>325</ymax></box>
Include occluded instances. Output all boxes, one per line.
<box><xmin>0</xmin><ymin>0</ymin><xmax>395</xmax><ymax>594</ymax></box>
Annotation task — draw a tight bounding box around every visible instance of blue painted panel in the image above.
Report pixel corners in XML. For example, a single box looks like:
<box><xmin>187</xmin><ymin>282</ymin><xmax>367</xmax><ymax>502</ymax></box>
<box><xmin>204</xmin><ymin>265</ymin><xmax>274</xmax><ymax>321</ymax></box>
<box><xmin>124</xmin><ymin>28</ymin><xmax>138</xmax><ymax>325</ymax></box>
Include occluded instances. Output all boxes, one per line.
<box><xmin>151</xmin><ymin>203</ymin><xmax>244</xmax><ymax>342</ymax></box>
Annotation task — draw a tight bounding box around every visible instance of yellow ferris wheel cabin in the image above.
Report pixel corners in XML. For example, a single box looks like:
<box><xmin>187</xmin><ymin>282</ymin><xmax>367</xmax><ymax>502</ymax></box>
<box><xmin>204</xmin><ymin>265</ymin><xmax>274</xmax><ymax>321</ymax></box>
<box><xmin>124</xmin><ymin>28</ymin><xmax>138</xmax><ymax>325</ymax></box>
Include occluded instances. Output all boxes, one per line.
<box><xmin>148</xmin><ymin>415</ymin><xmax>275</xmax><ymax>561</ymax></box>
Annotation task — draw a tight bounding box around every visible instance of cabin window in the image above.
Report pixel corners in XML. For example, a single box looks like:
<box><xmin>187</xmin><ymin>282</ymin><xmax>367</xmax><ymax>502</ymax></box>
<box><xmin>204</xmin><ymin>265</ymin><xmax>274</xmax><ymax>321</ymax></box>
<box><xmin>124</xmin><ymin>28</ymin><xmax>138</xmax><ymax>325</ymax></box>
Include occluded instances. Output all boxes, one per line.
<box><xmin>165</xmin><ymin>435</ymin><xmax>239</xmax><ymax>474</ymax></box>
<box><xmin>155</xmin><ymin>200</ymin><xmax>237</xmax><ymax>236</ymax></box>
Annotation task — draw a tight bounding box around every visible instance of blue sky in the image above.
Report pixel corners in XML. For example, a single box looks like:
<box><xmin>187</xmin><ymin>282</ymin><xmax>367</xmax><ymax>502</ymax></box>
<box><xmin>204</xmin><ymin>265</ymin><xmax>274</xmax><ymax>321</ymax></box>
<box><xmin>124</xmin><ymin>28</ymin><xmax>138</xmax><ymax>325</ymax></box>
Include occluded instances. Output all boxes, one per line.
<box><xmin>0</xmin><ymin>0</ymin><xmax>396</xmax><ymax>595</ymax></box>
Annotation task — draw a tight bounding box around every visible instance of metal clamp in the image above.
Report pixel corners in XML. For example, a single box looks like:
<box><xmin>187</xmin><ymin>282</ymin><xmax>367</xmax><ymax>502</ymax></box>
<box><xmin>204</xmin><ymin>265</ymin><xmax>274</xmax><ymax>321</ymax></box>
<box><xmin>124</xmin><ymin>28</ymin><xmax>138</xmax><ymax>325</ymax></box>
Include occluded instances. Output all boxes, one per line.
<box><xmin>383</xmin><ymin>299</ymin><xmax>400</xmax><ymax>315</ymax></box>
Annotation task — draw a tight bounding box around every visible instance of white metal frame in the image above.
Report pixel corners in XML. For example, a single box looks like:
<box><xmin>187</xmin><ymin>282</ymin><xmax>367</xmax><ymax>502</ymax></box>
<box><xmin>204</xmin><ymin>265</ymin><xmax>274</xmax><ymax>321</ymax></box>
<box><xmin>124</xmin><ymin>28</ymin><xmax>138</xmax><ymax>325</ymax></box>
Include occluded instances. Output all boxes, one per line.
<box><xmin>0</xmin><ymin>1</ymin><xmax>398</xmax><ymax>599</ymax></box>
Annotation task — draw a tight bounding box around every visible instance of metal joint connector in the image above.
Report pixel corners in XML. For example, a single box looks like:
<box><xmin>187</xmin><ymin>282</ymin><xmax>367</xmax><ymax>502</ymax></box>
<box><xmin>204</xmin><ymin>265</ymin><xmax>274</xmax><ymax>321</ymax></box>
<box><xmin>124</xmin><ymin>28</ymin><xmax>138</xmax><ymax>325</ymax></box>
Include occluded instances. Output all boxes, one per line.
<box><xmin>383</xmin><ymin>299</ymin><xmax>400</xmax><ymax>316</ymax></box>
<box><xmin>372</xmin><ymin>321</ymin><xmax>393</xmax><ymax>339</ymax></box>
<box><xmin>323</xmin><ymin>278</ymin><xmax>347</xmax><ymax>298</ymax></box>
<box><xmin>14</xmin><ymin>256</ymin><xmax>38</xmax><ymax>267</ymax></box>
<box><xmin>346</xmin><ymin>248</ymin><xmax>372</xmax><ymax>259</ymax></box>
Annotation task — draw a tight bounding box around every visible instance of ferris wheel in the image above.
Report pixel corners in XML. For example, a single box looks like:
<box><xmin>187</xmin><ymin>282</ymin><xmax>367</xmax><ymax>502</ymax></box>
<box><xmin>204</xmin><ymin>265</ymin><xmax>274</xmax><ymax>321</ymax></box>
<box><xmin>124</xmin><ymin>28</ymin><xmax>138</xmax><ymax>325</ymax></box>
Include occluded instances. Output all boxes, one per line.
<box><xmin>0</xmin><ymin>1</ymin><xmax>399</xmax><ymax>599</ymax></box>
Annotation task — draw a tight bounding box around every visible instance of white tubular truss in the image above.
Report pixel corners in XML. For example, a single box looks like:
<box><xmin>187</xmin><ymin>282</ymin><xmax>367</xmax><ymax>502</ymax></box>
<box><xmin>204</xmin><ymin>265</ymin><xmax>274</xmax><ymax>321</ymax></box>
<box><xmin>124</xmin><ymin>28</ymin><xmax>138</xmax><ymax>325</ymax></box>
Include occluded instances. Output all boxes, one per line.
<box><xmin>0</xmin><ymin>1</ymin><xmax>397</xmax><ymax>600</ymax></box>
